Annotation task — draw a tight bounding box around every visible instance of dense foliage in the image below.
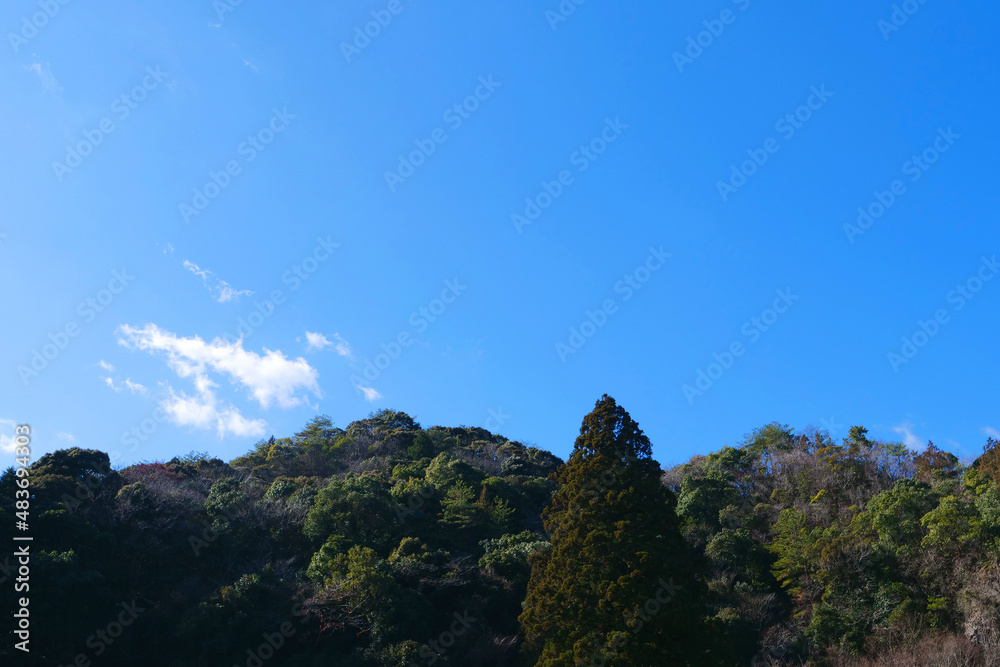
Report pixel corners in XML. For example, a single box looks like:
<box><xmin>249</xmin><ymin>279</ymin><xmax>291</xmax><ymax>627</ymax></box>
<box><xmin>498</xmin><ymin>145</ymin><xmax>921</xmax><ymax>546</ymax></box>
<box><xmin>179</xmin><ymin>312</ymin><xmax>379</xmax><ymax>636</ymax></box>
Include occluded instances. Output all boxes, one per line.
<box><xmin>1</xmin><ymin>402</ymin><xmax>998</xmax><ymax>666</ymax></box>
<box><xmin>0</xmin><ymin>411</ymin><xmax>560</xmax><ymax>666</ymax></box>
<box><xmin>664</xmin><ymin>424</ymin><xmax>1000</xmax><ymax>666</ymax></box>
<box><xmin>520</xmin><ymin>395</ymin><xmax>718</xmax><ymax>665</ymax></box>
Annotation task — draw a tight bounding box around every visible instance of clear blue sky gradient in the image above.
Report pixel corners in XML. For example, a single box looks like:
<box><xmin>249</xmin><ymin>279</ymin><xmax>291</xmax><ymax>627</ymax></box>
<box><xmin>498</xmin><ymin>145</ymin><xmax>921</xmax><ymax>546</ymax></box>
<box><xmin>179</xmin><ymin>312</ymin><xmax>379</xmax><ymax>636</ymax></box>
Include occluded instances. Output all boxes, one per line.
<box><xmin>2</xmin><ymin>0</ymin><xmax>998</xmax><ymax>467</ymax></box>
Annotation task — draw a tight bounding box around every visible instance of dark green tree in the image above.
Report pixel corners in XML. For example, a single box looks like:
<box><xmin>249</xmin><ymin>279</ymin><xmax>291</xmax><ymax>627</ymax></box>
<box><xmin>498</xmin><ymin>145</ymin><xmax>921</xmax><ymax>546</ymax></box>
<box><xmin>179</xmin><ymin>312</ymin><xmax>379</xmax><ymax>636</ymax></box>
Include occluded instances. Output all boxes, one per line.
<box><xmin>520</xmin><ymin>395</ymin><xmax>719</xmax><ymax>666</ymax></box>
<box><xmin>304</xmin><ymin>474</ymin><xmax>400</xmax><ymax>553</ymax></box>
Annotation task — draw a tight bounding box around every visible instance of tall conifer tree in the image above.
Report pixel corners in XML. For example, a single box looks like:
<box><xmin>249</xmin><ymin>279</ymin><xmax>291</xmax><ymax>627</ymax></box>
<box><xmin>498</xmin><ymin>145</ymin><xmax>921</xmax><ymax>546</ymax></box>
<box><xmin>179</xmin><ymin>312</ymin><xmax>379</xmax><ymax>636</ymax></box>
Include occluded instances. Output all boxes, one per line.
<box><xmin>520</xmin><ymin>395</ymin><xmax>719</xmax><ymax>665</ymax></box>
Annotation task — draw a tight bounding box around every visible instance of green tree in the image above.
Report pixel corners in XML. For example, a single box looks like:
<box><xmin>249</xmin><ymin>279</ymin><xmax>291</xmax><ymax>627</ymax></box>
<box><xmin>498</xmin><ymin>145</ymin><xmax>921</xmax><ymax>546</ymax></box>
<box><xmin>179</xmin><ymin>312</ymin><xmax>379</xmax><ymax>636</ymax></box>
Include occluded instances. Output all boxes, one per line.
<box><xmin>309</xmin><ymin>545</ymin><xmax>432</xmax><ymax>649</ymax></box>
<box><xmin>438</xmin><ymin>481</ymin><xmax>481</xmax><ymax>530</ymax></box>
<box><xmin>520</xmin><ymin>395</ymin><xmax>717</xmax><ymax>666</ymax></box>
<box><xmin>921</xmin><ymin>495</ymin><xmax>982</xmax><ymax>556</ymax></box>
<box><xmin>852</xmin><ymin>479</ymin><xmax>935</xmax><ymax>558</ymax></box>
<box><xmin>295</xmin><ymin>415</ymin><xmax>339</xmax><ymax>450</ymax></box>
<box><xmin>304</xmin><ymin>474</ymin><xmax>399</xmax><ymax>553</ymax></box>
<box><xmin>424</xmin><ymin>451</ymin><xmax>484</xmax><ymax>491</ymax></box>
<box><xmin>29</xmin><ymin>447</ymin><xmax>118</xmax><ymax>513</ymax></box>
<box><xmin>479</xmin><ymin>531</ymin><xmax>549</xmax><ymax>581</ymax></box>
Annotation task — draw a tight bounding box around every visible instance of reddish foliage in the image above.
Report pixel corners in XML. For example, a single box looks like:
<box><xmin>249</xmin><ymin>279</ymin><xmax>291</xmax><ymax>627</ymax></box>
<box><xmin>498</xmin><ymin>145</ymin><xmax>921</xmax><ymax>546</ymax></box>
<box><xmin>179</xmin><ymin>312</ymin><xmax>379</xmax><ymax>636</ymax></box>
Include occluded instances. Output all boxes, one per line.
<box><xmin>979</xmin><ymin>438</ymin><xmax>1000</xmax><ymax>485</ymax></box>
<box><xmin>123</xmin><ymin>462</ymin><xmax>185</xmax><ymax>484</ymax></box>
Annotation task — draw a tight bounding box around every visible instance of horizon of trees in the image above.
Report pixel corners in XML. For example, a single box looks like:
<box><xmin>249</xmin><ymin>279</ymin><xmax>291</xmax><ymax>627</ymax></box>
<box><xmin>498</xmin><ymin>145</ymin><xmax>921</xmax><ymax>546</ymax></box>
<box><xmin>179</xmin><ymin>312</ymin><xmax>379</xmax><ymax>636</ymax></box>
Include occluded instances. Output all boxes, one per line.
<box><xmin>2</xmin><ymin>400</ymin><xmax>999</xmax><ymax>666</ymax></box>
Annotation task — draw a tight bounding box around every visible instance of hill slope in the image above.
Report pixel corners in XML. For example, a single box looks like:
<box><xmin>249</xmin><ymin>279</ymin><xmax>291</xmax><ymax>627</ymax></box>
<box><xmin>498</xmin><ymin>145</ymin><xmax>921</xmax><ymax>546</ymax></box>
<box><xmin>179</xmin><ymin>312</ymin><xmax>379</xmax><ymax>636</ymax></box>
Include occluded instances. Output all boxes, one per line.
<box><xmin>2</xmin><ymin>405</ymin><xmax>999</xmax><ymax>666</ymax></box>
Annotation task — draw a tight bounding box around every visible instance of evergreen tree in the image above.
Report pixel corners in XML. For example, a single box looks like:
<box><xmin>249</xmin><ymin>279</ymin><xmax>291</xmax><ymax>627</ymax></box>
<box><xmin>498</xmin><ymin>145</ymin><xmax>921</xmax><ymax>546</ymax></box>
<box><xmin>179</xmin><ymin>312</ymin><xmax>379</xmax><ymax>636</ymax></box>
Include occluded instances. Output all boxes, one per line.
<box><xmin>520</xmin><ymin>395</ymin><xmax>720</xmax><ymax>666</ymax></box>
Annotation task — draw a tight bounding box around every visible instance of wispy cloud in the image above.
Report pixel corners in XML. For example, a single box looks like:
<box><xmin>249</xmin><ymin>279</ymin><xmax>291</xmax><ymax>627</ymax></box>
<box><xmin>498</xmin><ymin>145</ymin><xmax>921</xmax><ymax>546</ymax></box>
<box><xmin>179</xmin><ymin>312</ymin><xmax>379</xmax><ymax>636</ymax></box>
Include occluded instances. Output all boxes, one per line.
<box><xmin>103</xmin><ymin>376</ymin><xmax>145</xmax><ymax>395</ymax></box>
<box><xmin>183</xmin><ymin>260</ymin><xmax>252</xmax><ymax>303</ymax></box>
<box><xmin>125</xmin><ymin>379</ymin><xmax>147</xmax><ymax>395</ymax></box>
<box><xmin>97</xmin><ymin>360</ymin><xmax>115</xmax><ymax>372</ymax></box>
<box><xmin>303</xmin><ymin>331</ymin><xmax>353</xmax><ymax>357</ymax></box>
<box><xmin>358</xmin><ymin>386</ymin><xmax>382</xmax><ymax>402</ymax></box>
<box><xmin>984</xmin><ymin>426</ymin><xmax>1000</xmax><ymax>440</ymax></box>
<box><xmin>57</xmin><ymin>432</ymin><xmax>75</xmax><ymax>442</ymax></box>
<box><xmin>116</xmin><ymin>324</ymin><xmax>321</xmax><ymax>438</ymax></box>
<box><xmin>304</xmin><ymin>332</ymin><xmax>332</xmax><ymax>351</ymax></box>
<box><xmin>332</xmin><ymin>334</ymin><xmax>352</xmax><ymax>357</ymax></box>
<box><xmin>892</xmin><ymin>421</ymin><xmax>923</xmax><ymax>450</ymax></box>
<box><xmin>25</xmin><ymin>61</ymin><xmax>62</xmax><ymax>96</ymax></box>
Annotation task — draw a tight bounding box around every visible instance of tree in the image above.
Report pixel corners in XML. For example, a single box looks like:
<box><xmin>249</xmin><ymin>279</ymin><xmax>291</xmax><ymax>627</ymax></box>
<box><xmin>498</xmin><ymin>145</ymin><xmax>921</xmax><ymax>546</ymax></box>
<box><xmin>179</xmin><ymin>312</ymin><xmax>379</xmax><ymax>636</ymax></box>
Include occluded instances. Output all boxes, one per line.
<box><xmin>30</xmin><ymin>447</ymin><xmax>118</xmax><ymax>513</ymax></box>
<box><xmin>479</xmin><ymin>531</ymin><xmax>549</xmax><ymax>581</ymax></box>
<box><xmin>742</xmin><ymin>422</ymin><xmax>796</xmax><ymax>458</ymax></box>
<box><xmin>852</xmin><ymin>479</ymin><xmax>935</xmax><ymax>559</ymax></box>
<box><xmin>977</xmin><ymin>437</ymin><xmax>1000</xmax><ymax>485</ymax></box>
<box><xmin>921</xmin><ymin>495</ymin><xmax>983</xmax><ymax>557</ymax></box>
<box><xmin>914</xmin><ymin>442</ymin><xmax>959</xmax><ymax>485</ymax></box>
<box><xmin>346</xmin><ymin>409</ymin><xmax>418</xmax><ymax>438</ymax></box>
<box><xmin>438</xmin><ymin>481</ymin><xmax>482</xmax><ymax>530</ymax></box>
<box><xmin>303</xmin><ymin>474</ymin><xmax>400</xmax><ymax>553</ymax></box>
<box><xmin>295</xmin><ymin>415</ymin><xmax>339</xmax><ymax>450</ymax></box>
<box><xmin>519</xmin><ymin>395</ymin><xmax>718</xmax><ymax>666</ymax></box>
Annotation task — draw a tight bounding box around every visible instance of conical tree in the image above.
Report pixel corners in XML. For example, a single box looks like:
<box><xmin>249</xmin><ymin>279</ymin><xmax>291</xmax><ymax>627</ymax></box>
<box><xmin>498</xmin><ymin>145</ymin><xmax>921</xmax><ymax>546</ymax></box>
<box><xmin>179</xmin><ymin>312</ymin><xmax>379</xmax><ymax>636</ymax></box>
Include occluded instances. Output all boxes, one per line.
<box><xmin>520</xmin><ymin>395</ymin><xmax>719</xmax><ymax>666</ymax></box>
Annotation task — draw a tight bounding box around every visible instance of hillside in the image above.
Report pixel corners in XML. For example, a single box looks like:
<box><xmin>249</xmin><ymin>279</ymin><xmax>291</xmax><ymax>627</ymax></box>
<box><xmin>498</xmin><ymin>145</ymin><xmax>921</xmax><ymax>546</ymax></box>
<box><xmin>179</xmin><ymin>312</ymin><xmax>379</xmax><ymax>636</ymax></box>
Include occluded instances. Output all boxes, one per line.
<box><xmin>2</xmin><ymin>401</ymin><xmax>999</xmax><ymax>666</ymax></box>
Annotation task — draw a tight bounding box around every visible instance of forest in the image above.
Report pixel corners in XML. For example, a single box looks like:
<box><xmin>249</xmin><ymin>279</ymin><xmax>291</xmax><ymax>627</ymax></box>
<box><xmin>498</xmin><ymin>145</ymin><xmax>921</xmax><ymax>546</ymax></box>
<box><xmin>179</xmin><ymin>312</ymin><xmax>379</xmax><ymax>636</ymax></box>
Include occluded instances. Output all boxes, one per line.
<box><xmin>2</xmin><ymin>395</ymin><xmax>999</xmax><ymax>666</ymax></box>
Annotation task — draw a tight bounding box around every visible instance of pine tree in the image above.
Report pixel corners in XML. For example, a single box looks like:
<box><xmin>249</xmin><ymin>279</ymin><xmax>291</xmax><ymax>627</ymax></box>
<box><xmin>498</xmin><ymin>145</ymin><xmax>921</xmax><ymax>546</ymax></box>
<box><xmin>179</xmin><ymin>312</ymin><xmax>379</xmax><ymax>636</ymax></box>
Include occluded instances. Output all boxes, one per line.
<box><xmin>519</xmin><ymin>395</ymin><xmax>720</xmax><ymax>666</ymax></box>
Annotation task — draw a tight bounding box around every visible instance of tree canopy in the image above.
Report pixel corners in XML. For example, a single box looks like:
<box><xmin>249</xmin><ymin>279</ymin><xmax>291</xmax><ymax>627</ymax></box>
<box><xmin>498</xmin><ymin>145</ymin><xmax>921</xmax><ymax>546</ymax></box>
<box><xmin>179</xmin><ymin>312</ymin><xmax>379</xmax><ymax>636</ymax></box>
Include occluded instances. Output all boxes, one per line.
<box><xmin>2</xmin><ymin>406</ymin><xmax>998</xmax><ymax>666</ymax></box>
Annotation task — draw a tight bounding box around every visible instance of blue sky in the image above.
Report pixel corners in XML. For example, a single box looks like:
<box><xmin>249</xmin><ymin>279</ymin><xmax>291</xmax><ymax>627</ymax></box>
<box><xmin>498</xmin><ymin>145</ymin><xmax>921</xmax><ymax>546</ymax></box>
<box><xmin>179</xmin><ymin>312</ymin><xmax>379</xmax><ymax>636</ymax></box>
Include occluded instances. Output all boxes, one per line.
<box><xmin>1</xmin><ymin>0</ymin><xmax>997</xmax><ymax>468</ymax></box>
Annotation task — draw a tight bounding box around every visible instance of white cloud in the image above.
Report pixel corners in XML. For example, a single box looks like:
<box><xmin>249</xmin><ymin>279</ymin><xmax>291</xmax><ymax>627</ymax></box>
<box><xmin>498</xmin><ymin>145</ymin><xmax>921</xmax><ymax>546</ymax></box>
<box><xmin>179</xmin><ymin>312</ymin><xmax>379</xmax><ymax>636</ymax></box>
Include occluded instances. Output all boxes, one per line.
<box><xmin>984</xmin><ymin>426</ymin><xmax>1000</xmax><ymax>440</ymax></box>
<box><xmin>105</xmin><ymin>374</ymin><xmax>145</xmax><ymax>395</ymax></box>
<box><xmin>304</xmin><ymin>331</ymin><xmax>331</xmax><ymax>351</ymax></box>
<box><xmin>332</xmin><ymin>334</ymin><xmax>352</xmax><ymax>357</ymax></box>
<box><xmin>304</xmin><ymin>331</ymin><xmax>352</xmax><ymax>357</ymax></box>
<box><xmin>125</xmin><ymin>379</ymin><xmax>147</xmax><ymax>395</ymax></box>
<box><xmin>118</xmin><ymin>323</ymin><xmax>320</xmax><ymax>408</ymax></box>
<box><xmin>0</xmin><ymin>419</ymin><xmax>18</xmax><ymax>454</ymax></box>
<box><xmin>358</xmin><ymin>386</ymin><xmax>382</xmax><ymax>402</ymax></box>
<box><xmin>57</xmin><ymin>432</ymin><xmax>75</xmax><ymax>442</ymax></box>
<box><xmin>892</xmin><ymin>421</ymin><xmax>923</xmax><ymax>450</ymax></box>
<box><xmin>183</xmin><ymin>260</ymin><xmax>252</xmax><ymax>303</ymax></box>
<box><xmin>183</xmin><ymin>261</ymin><xmax>211</xmax><ymax>281</ymax></box>
<box><xmin>97</xmin><ymin>360</ymin><xmax>115</xmax><ymax>372</ymax></box>
<box><xmin>216</xmin><ymin>284</ymin><xmax>248</xmax><ymax>303</ymax></box>
<box><xmin>162</xmin><ymin>243</ymin><xmax>175</xmax><ymax>255</ymax></box>
<box><xmin>244</xmin><ymin>59</ymin><xmax>258</xmax><ymax>72</ymax></box>
<box><xmin>116</xmin><ymin>324</ymin><xmax>321</xmax><ymax>438</ymax></box>
<box><xmin>160</xmin><ymin>381</ymin><xmax>266</xmax><ymax>438</ymax></box>
<box><xmin>25</xmin><ymin>61</ymin><xmax>62</xmax><ymax>95</ymax></box>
